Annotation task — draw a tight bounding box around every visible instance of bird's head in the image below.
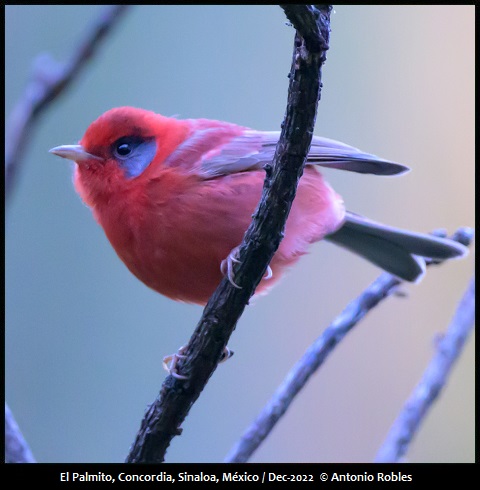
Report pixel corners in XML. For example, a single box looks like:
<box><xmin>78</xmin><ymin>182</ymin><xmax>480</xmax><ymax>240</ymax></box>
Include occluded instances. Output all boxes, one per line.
<box><xmin>50</xmin><ymin>107</ymin><xmax>190</xmax><ymax>205</ymax></box>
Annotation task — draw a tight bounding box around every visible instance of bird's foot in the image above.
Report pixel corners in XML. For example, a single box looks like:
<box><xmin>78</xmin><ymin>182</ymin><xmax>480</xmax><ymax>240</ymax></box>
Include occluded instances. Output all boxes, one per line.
<box><xmin>220</xmin><ymin>246</ymin><xmax>273</xmax><ymax>287</ymax></box>
<box><xmin>163</xmin><ymin>346</ymin><xmax>235</xmax><ymax>380</ymax></box>
<box><xmin>163</xmin><ymin>345</ymin><xmax>189</xmax><ymax>380</ymax></box>
<box><xmin>219</xmin><ymin>346</ymin><xmax>234</xmax><ymax>363</ymax></box>
<box><xmin>220</xmin><ymin>246</ymin><xmax>242</xmax><ymax>289</ymax></box>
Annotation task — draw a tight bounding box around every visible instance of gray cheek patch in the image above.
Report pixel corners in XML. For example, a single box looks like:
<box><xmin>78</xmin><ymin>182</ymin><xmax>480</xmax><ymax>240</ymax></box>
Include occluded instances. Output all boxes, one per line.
<box><xmin>118</xmin><ymin>138</ymin><xmax>157</xmax><ymax>179</ymax></box>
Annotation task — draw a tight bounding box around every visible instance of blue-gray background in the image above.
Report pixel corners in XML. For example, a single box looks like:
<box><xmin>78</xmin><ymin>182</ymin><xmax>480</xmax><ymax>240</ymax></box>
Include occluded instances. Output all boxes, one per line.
<box><xmin>5</xmin><ymin>5</ymin><xmax>474</xmax><ymax>463</ymax></box>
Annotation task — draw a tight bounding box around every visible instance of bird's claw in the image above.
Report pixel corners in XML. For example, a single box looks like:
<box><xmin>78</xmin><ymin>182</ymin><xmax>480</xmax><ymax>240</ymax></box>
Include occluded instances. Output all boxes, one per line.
<box><xmin>219</xmin><ymin>346</ymin><xmax>234</xmax><ymax>363</ymax></box>
<box><xmin>220</xmin><ymin>247</ymin><xmax>273</xmax><ymax>287</ymax></box>
<box><xmin>163</xmin><ymin>345</ymin><xmax>189</xmax><ymax>380</ymax></box>
<box><xmin>220</xmin><ymin>247</ymin><xmax>242</xmax><ymax>289</ymax></box>
<box><xmin>163</xmin><ymin>345</ymin><xmax>234</xmax><ymax>380</ymax></box>
<box><xmin>264</xmin><ymin>265</ymin><xmax>273</xmax><ymax>280</ymax></box>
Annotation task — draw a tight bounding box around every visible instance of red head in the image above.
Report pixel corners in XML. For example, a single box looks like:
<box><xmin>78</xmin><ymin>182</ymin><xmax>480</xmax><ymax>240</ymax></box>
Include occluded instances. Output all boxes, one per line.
<box><xmin>50</xmin><ymin>107</ymin><xmax>191</xmax><ymax>207</ymax></box>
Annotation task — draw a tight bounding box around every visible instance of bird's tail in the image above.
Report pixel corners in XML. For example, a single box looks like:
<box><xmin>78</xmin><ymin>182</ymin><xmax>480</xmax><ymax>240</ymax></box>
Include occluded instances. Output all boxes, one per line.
<box><xmin>325</xmin><ymin>211</ymin><xmax>468</xmax><ymax>282</ymax></box>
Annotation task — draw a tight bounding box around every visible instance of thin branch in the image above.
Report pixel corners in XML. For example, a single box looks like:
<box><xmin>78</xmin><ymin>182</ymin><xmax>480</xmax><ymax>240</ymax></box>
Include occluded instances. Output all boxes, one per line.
<box><xmin>374</xmin><ymin>275</ymin><xmax>475</xmax><ymax>463</ymax></box>
<box><xmin>5</xmin><ymin>4</ymin><xmax>130</xmax><ymax>467</ymax></box>
<box><xmin>5</xmin><ymin>403</ymin><xmax>36</xmax><ymax>463</ymax></box>
<box><xmin>126</xmin><ymin>5</ymin><xmax>333</xmax><ymax>463</ymax></box>
<box><xmin>224</xmin><ymin>228</ymin><xmax>474</xmax><ymax>463</ymax></box>
<box><xmin>5</xmin><ymin>5</ymin><xmax>129</xmax><ymax>203</ymax></box>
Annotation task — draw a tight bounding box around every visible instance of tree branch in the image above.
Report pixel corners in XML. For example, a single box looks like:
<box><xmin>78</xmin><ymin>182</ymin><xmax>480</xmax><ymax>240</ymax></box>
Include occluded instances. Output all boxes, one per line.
<box><xmin>374</xmin><ymin>275</ymin><xmax>475</xmax><ymax>463</ymax></box>
<box><xmin>5</xmin><ymin>5</ymin><xmax>129</xmax><ymax>203</ymax></box>
<box><xmin>224</xmin><ymin>228</ymin><xmax>474</xmax><ymax>463</ymax></box>
<box><xmin>5</xmin><ymin>403</ymin><xmax>36</xmax><ymax>463</ymax></box>
<box><xmin>5</xmin><ymin>4</ymin><xmax>130</xmax><ymax>466</ymax></box>
<box><xmin>125</xmin><ymin>5</ymin><xmax>333</xmax><ymax>463</ymax></box>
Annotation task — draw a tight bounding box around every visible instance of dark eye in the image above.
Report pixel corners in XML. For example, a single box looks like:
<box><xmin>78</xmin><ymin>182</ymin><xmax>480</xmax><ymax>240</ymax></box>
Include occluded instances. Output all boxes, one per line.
<box><xmin>113</xmin><ymin>136</ymin><xmax>142</xmax><ymax>159</ymax></box>
<box><xmin>116</xmin><ymin>142</ymin><xmax>132</xmax><ymax>156</ymax></box>
<box><xmin>110</xmin><ymin>136</ymin><xmax>157</xmax><ymax>179</ymax></box>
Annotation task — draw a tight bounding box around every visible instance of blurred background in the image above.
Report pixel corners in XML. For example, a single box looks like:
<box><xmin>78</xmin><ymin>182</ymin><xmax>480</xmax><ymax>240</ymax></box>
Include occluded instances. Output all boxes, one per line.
<box><xmin>5</xmin><ymin>5</ymin><xmax>474</xmax><ymax>463</ymax></box>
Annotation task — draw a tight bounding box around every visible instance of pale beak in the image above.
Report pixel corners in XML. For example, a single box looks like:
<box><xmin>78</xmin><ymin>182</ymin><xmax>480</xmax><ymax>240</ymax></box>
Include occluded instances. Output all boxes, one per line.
<box><xmin>49</xmin><ymin>144</ymin><xmax>104</xmax><ymax>162</ymax></box>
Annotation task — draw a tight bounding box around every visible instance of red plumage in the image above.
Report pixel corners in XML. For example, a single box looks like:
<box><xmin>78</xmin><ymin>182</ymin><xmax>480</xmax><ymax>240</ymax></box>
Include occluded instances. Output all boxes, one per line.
<box><xmin>50</xmin><ymin>107</ymin><xmax>467</xmax><ymax>304</ymax></box>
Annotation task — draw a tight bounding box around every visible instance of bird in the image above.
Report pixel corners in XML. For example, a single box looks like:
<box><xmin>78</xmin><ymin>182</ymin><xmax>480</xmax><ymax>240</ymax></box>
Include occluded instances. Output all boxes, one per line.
<box><xmin>50</xmin><ymin>106</ymin><xmax>467</xmax><ymax>307</ymax></box>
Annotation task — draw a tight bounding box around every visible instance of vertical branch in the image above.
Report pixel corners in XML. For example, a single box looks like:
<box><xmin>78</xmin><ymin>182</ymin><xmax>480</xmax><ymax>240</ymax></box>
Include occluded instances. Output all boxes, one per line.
<box><xmin>126</xmin><ymin>5</ymin><xmax>333</xmax><ymax>463</ymax></box>
<box><xmin>375</xmin><ymin>276</ymin><xmax>475</xmax><ymax>463</ymax></box>
<box><xmin>5</xmin><ymin>5</ymin><xmax>130</xmax><ymax>465</ymax></box>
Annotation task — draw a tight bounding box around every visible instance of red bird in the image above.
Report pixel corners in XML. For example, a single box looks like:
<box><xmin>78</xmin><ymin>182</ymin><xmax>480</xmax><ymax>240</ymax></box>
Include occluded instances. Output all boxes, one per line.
<box><xmin>50</xmin><ymin>107</ymin><xmax>467</xmax><ymax>305</ymax></box>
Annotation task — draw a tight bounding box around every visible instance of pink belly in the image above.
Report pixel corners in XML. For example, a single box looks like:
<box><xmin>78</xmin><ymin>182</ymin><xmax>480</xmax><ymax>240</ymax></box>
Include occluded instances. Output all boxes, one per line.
<box><xmin>100</xmin><ymin>168</ymin><xmax>344</xmax><ymax>304</ymax></box>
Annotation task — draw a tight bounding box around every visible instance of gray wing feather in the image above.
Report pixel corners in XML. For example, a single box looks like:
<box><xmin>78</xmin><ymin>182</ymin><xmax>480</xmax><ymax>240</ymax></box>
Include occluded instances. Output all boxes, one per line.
<box><xmin>199</xmin><ymin>131</ymin><xmax>410</xmax><ymax>178</ymax></box>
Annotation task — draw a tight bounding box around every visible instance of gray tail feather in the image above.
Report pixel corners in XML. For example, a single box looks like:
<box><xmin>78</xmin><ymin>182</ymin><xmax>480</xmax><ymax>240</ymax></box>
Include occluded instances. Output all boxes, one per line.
<box><xmin>325</xmin><ymin>211</ymin><xmax>468</xmax><ymax>282</ymax></box>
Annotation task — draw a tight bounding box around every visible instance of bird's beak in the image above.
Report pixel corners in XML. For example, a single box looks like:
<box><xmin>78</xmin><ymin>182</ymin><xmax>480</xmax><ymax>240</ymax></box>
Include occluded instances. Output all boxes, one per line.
<box><xmin>49</xmin><ymin>144</ymin><xmax>104</xmax><ymax>162</ymax></box>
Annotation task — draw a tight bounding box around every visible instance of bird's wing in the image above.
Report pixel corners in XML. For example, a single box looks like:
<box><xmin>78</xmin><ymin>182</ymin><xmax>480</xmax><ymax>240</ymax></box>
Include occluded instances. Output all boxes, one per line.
<box><xmin>176</xmin><ymin>129</ymin><xmax>410</xmax><ymax>178</ymax></box>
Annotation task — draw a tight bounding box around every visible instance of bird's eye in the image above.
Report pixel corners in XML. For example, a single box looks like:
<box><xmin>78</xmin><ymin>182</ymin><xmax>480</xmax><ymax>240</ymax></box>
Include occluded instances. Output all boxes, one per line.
<box><xmin>113</xmin><ymin>137</ymin><xmax>141</xmax><ymax>159</ymax></box>
<box><xmin>111</xmin><ymin>136</ymin><xmax>157</xmax><ymax>179</ymax></box>
<box><xmin>116</xmin><ymin>143</ymin><xmax>132</xmax><ymax>156</ymax></box>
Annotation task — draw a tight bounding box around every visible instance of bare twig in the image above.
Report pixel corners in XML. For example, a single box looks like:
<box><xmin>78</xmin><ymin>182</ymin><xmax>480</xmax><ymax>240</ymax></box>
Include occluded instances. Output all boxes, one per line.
<box><xmin>126</xmin><ymin>5</ymin><xmax>333</xmax><ymax>463</ymax></box>
<box><xmin>224</xmin><ymin>228</ymin><xmax>474</xmax><ymax>463</ymax></box>
<box><xmin>5</xmin><ymin>4</ymin><xmax>129</xmax><ymax>466</ymax></box>
<box><xmin>5</xmin><ymin>5</ymin><xmax>129</xmax><ymax>203</ymax></box>
<box><xmin>374</xmin><ymin>275</ymin><xmax>475</xmax><ymax>463</ymax></box>
<box><xmin>5</xmin><ymin>403</ymin><xmax>36</xmax><ymax>463</ymax></box>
